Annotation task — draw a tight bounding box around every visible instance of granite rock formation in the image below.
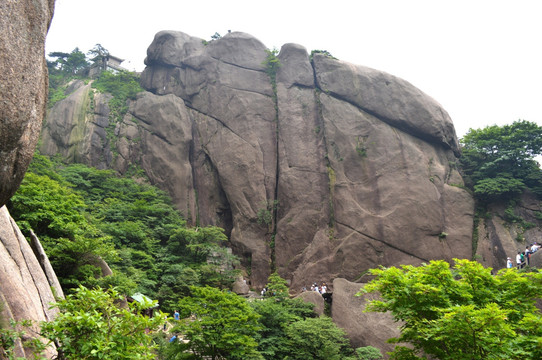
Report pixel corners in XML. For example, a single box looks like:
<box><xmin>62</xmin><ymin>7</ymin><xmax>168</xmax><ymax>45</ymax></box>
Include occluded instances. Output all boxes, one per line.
<box><xmin>0</xmin><ymin>1</ymin><xmax>58</xmax><ymax>357</ymax></box>
<box><xmin>0</xmin><ymin>206</ymin><xmax>63</xmax><ymax>358</ymax></box>
<box><xmin>41</xmin><ymin>31</ymin><xmax>475</xmax><ymax>289</ymax></box>
<box><xmin>0</xmin><ymin>0</ymin><xmax>55</xmax><ymax>207</ymax></box>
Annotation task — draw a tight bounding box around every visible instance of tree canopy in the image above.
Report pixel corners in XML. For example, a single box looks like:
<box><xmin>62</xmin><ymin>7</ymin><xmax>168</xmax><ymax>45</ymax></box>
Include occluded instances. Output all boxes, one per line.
<box><xmin>174</xmin><ymin>286</ymin><xmax>262</xmax><ymax>360</ymax></box>
<box><xmin>361</xmin><ymin>259</ymin><xmax>542</xmax><ymax>360</ymax></box>
<box><xmin>8</xmin><ymin>154</ymin><xmax>238</xmax><ymax>306</ymax></box>
<box><xmin>40</xmin><ymin>286</ymin><xmax>162</xmax><ymax>360</ymax></box>
<box><xmin>460</xmin><ymin>120</ymin><xmax>542</xmax><ymax>201</ymax></box>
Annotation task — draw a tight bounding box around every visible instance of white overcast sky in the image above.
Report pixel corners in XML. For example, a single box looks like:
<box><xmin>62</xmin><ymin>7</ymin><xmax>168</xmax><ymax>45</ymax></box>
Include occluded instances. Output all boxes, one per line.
<box><xmin>46</xmin><ymin>0</ymin><xmax>542</xmax><ymax>139</ymax></box>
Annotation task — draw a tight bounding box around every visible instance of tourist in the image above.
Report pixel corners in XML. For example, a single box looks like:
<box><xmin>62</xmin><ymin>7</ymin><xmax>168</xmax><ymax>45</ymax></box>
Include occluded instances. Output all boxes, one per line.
<box><xmin>507</xmin><ymin>257</ymin><xmax>513</xmax><ymax>269</ymax></box>
<box><xmin>516</xmin><ymin>252</ymin><xmax>523</xmax><ymax>269</ymax></box>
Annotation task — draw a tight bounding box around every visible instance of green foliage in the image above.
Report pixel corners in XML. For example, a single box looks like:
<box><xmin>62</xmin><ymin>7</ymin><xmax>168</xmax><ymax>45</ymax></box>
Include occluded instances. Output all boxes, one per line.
<box><xmin>251</xmin><ymin>298</ymin><xmax>316</xmax><ymax>359</ymax></box>
<box><xmin>48</xmin><ymin>48</ymin><xmax>90</xmax><ymax>76</ymax></box>
<box><xmin>0</xmin><ymin>303</ymin><xmax>47</xmax><ymax>360</ymax></box>
<box><xmin>354</xmin><ymin>346</ymin><xmax>383</xmax><ymax>360</ymax></box>
<box><xmin>361</xmin><ymin>259</ymin><xmax>542</xmax><ymax>360</ymax></box>
<box><xmin>92</xmin><ymin>70</ymin><xmax>143</xmax><ymax>101</ymax></box>
<box><xmin>174</xmin><ymin>286</ymin><xmax>262</xmax><ymax>360</ymax></box>
<box><xmin>7</xmin><ymin>171</ymin><xmax>118</xmax><ymax>291</ymax></box>
<box><xmin>257</xmin><ymin>200</ymin><xmax>278</xmax><ymax>228</ymax></box>
<box><xmin>9</xmin><ymin>153</ymin><xmax>237</xmax><ymax>305</ymax></box>
<box><xmin>473</xmin><ymin>176</ymin><xmax>525</xmax><ymax>201</ymax></box>
<box><xmin>460</xmin><ymin>120</ymin><xmax>542</xmax><ymax>202</ymax></box>
<box><xmin>47</xmin><ymin>48</ymin><xmax>91</xmax><ymax>107</ymax></box>
<box><xmin>40</xmin><ymin>286</ymin><xmax>162</xmax><ymax>360</ymax></box>
<box><xmin>87</xmin><ymin>43</ymin><xmax>109</xmax><ymax>64</ymax></box>
<box><xmin>309</xmin><ymin>50</ymin><xmax>337</xmax><ymax>61</ymax></box>
<box><xmin>92</xmin><ymin>70</ymin><xmax>143</xmax><ymax>127</ymax></box>
<box><xmin>282</xmin><ymin>317</ymin><xmax>355</xmax><ymax>360</ymax></box>
<box><xmin>263</xmin><ymin>48</ymin><xmax>281</xmax><ymax>81</ymax></box>
<box><xmin>263</xmin><ymin>272</ymin><xmax>290</xmax><ymax>300</ymax></box>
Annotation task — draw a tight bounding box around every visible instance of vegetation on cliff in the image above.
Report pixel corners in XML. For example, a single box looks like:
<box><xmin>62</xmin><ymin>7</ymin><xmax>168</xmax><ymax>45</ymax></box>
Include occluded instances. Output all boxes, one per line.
<box><xmin>7</xmin><ymin>153</ymin><xmax>238</xmax><ymax>307</ymax></box>
<box><xmin>460</xmin><ymin>120</ymin><xmax>542</xmax><ymax>202</ymax></box>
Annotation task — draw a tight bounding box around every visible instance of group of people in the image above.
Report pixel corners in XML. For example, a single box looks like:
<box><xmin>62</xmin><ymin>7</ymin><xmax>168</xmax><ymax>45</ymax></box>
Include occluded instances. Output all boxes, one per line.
<box><xmin>507</xmin><ymin>242</ymin><xmax>541</xmax><ymax>269</ymax></box>
<box><xmin>301</xmin><ymin>282</ymin><xmax>328</xmax><ymax>294</ymax></box>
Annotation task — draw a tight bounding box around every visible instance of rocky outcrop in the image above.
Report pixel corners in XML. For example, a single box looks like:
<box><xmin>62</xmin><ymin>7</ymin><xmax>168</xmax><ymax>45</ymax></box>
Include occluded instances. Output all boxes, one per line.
<box><xmin>331</xmin><ymin>278</ymin><xmax>400</xmax><ymax>358</ymax></box>
<box><xmin>295</xmin><ymin>290</ymin><xmax>325</xmax><ymax>316</ymax></box>
<box><xmin>0</xmin><ymin>0</ymin><xmax>55</xmax><ymax>207</ymax></box>
<box><xmin>0</xmin><ymin>206</ymin><xmax>63</xmax><ymax>358</ymax></box>
<box><xmin>41</xmin><ymin>31</ymin><xmax>474</xmax><ymax>289</ymax></box>
<box><xmin>475</xmin><ymin>191</ymin><xmax>542</xmax><ymax>269</ymax></box>
<box><xmin>0</xmin><ymin>2</ymin><xmax>61</xmax><ymax>357</ymax></box>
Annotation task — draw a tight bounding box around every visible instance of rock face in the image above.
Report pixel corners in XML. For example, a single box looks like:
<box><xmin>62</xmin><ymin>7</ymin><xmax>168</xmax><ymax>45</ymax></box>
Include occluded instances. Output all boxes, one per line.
<box><xmin>295</xmin><ymin>290</ymin><xmax>325</xmax><ymax>316</ymax></box>
<box><xmin>331</xmin><ymin>278</ymin><xmax>400</xmax><ymax>357</ymax></box>
<box><xmin>0</xmin><ymin>2</ymin><xmax>60</xmax><ymax>357</ymax></box>
<box><xmin>0</xmin><ymin>0</ymin><xmax>55</xmax><ymax>207</ymax></box>
<box><xmin>0</xmin><ymin>206</ymin><xmax>63</xmax><ymax>358</ymax></box>
<box><xmin>475</xmin><ymin>191</ymin><xmax>542</xmax><ymax>269</ymax></box>
<box><xmin>41</xmin><ymin>31</ymin><xmax>474</xmax><ymax>289</ymax></box>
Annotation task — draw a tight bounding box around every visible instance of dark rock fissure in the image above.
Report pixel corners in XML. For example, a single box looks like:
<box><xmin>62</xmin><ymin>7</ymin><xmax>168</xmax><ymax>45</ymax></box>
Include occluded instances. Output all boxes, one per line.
<box><xmin>271</xmin><ymin>85</ymin><xmax>279</xmax><ymax>273</ymax></box>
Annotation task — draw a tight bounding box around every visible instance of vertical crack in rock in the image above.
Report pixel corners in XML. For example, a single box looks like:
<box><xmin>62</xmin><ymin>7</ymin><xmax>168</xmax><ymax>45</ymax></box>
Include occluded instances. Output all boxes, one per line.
<box><xmin>311</xmin><ymin>58</ymin><xmax>335</xmax><ymax>232</ymax></box>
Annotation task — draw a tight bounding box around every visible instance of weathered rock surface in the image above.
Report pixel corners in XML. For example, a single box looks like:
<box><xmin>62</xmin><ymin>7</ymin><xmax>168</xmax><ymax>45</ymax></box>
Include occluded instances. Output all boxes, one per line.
<box><xmin>475</xmin><ymin>190</ymin><xmax>542</xmax><ymax>269</ymax></box>
<box><xmin>0</xmin><ymin>0</ymin><xmax>55</xmax><ymax>207</ymax></box>
<box><xmin>0</xmin><ymin>206</ymin><xmax>63</xmax><ymax>358</ymax></box>
<box><xmin>232</xmin><ymin>277</ymin><xmax>250</xmax><ymax>295</ymax></box>
<box><xmin>41</xmin><ymin>30</ymin><xmax>475</xmax><ymax>289</ymax></box>
<box><xmin>1</xmin><ymin>1</ymin><xmax>59</xmax><ymax>358</ymax></box>
<box><xmin>331</xmin><ymin>278</ymin><xmax>400</xmax><ymax>358</ymax></box>
<box><xmin>295</xmin><ymin>290</ymin><xmax>325</xmax><ymax>316</ymax></box>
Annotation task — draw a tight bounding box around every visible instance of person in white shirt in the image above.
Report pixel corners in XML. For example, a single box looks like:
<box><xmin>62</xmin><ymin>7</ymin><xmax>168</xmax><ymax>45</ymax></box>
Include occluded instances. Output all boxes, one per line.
<box><xmin>516</xmin><ymin>252</ymin><xmax>523</xmax><ymax>269</ymax></box>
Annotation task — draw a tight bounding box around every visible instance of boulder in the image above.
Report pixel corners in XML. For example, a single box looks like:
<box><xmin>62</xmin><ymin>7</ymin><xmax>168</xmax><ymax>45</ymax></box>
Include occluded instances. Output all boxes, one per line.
<box><xmin>0</xmin><ymin>206</ymin><xmax>62</xmax><ymax>358</ymax></box>
<box><xmin>0</xmin><ymin>0</ymin><xmax>54</xmax><ymax>207</ymax></box>
<box><xmin>331</xmin><ymin>278</ymin><xmax>400</xmax><ymax>357</ymax></box>
<box><xmin>41</xmin><ymin>30</ymin><xmax>474</xmax><ymax>290</ymax></box>
<box><xmin>476</xmin><ymin>190</ymin><xmax>542</xmax><ymax>270</ymax></box>
<box><xmin>232</xmin><ymin>277</ymin><xmax>250</xmax><ymax>295</ymax></box>
<box><xmin>295</xmin><ymin>291</ymin><xmax>325</xmax><ymax>316</ymax></box>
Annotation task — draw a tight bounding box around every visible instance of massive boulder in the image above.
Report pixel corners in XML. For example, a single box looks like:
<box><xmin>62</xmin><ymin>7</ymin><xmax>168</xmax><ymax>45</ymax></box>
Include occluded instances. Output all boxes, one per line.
<box><xmin>40</xmin><ymin>31</ymin><xmax>474</xmax><ymax>289</ymax></box>
<box><xmin>0</xmin><ymin>206</ymin><xmax>63</xmax><ymax>358</ymax></box>
<box><xmin>0</xmin><ymin>0</ymin><xmax>55</xmax><ymax>207</ymax></box>
<box><xmin>1</xmin><ymin>1</ymin><xmax>59</xmax><ymax>357</ymax></box>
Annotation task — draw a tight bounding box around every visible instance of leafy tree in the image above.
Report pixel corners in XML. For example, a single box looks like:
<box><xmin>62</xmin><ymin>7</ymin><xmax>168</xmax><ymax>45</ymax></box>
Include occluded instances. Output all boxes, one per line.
<box><xmin>40</xmin><ymin>286</ymin><xmax>162</xmax><ymax>360</ymax></box>
<box><xmin>361</xmin><ymin>259</ymin><xmax>542</xmax><ymax>360</ymax></box>
<box><xmin>251</xmin><ymin>298</ymin><xmax>315</xmax><ymax>359</ymax></box>
<box><xmin>282</xmin><ymin>316</ymin><xmax>355</xmax><ymax>360</ymax></box>
<box><xmin>263</xmin><ymin>272</ymin><xmax>289</xmax><ymax>300</ymax></box>
<box><xmin>7</xmin><ymin>172</ymin><xmax>118</xmax><ymax>291</ymax></box>
<box><xmin>460</xmin><ymin>120</ymin><xmax>542</xmax><ymax>201</ymax></box>
<box><xmin>48</xmin><ymin>47</ymin><xmax>89</xmax><ymax>75</ymax></box>
<box><xmin>87</xmin><ymin>43</ymin><xmax>110</xmax><ymax>65</ymax></box>
<box><xmin>173</xmin><ymin>286</ymin><xmax>262</xmax><ymax>360</ymax></box>
<box><xmin>354</xmin><ymin>346</ymin><xmax>383</xmax><ymax>360</ymax></box>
